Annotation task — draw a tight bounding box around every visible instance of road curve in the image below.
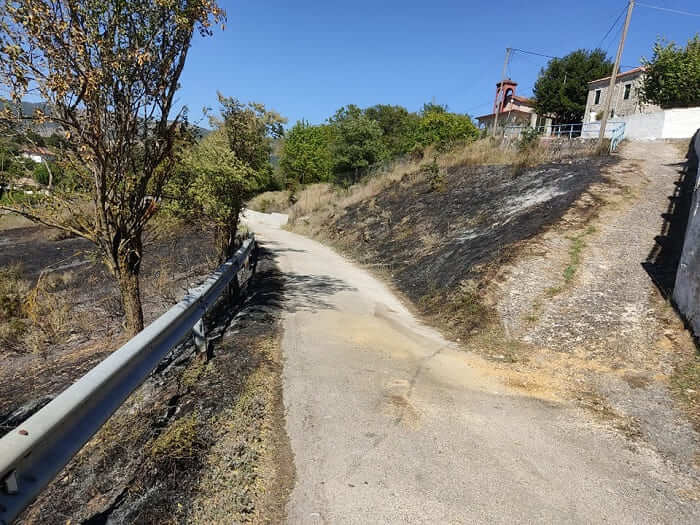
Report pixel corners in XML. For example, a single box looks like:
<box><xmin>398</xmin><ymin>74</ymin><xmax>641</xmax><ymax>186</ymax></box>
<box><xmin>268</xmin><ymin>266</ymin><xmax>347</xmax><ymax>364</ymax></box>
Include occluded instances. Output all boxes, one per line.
<box><xmin>245</xmin><ymin>213</ymin><xmax>699</xmax><ymax>524</ymax></box>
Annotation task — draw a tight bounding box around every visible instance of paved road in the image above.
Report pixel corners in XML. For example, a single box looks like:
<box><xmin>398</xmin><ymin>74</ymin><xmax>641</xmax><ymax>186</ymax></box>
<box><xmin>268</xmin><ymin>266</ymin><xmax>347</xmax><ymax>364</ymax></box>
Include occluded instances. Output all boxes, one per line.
<box><xmin>245</xmin><ymin>214</ymin><xmax>699</xmax><ymax>524</ymax></box>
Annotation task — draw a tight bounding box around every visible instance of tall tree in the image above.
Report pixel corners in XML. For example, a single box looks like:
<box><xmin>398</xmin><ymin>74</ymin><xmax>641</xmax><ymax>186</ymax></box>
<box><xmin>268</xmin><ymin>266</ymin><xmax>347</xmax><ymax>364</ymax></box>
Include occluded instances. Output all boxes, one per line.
<box><xmin>218</xmin><ymin>93</ymin><xmax>286</xmax><ymax>187</ymax></box>
<box><xmin>328</xmin><ymin>105</ymin><xmax>388</xmax><ymax>179</ymax></box>
<box><xmin>0</xmin><ymin>0</ymin><xmax>224</xmax><ymax>335</ymax></box>
<box><xmin>169</xmin><ymin>129</ymin><xmax>260</xmax><ymax>262</ymax></box>
<box><xmin>533</xmin><ymin>49</ymin><xmax>613</xmax><ymax>123</ymax></box>
<box><xmin>641</xmin><ymin>35</ymin><xmax>700</xmax><ymax>109</ymax></box>
<box><xmin>280</xmin><ymin>120</ymin><xmax>334</xmax><ymax>185</ymax></box>
<box><xmin>364</xmin><ymin>104</ymin><xmax>420</xmax><ymax>157</ymax></box>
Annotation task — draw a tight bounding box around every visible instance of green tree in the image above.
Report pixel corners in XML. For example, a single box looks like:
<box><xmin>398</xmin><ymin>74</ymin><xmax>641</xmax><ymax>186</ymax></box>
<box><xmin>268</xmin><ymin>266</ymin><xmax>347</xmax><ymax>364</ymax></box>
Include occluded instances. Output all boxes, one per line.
<box><xmin>413</xmin><ymin>111</ymin><xmax>479</xmax><ymax>151</ymax></box>
<box><xmin>641</xmin><ymin>35</ymin><xmax>700</xmax><ymax>109</ymax></box>
<box><xmin>420</xmin><ymin>101</ymin><xmax>449</xmax><ymax>115</ymax></box>
<box><xmin>280</xmin><ymin>121</ymin><xmax>334</xmax><ymax>185</ymax></box>
<box><xmin>218</xmin><ymin>93</ymin><xmax>286</xmax><ymax>188</ymax></box>
<box><xmin>364</xmin><ymin>104</ymin><xmax>420</xmax><ymax>156</ymax></box>
<box><xmin>533</xmin><ymin>49</ymin><xmax>613</xmax><ymax>122</ymax></box>
<box><xmin>328</xmin><ymin>106</ymin><xmax>388</xmax><ymax>178</ymax></box>
<box><xmin>170</xmin><ymin>129</ymin><xmax>260</xmax><ymax>262</ymax></box>
<box><xmin>0</xmin><ymin>0</ymin><xmax>224</xmax><ymax>336</ymax></box>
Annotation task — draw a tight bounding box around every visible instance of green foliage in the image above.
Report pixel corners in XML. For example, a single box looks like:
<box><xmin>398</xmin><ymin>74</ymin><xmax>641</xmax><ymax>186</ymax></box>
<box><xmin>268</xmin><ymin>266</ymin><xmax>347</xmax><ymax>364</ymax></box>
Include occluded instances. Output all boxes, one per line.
<box><xmin>534</xmin><ymin>49</ymin><xmax>613</xmax><ymax>122</ymax></box>
<box><xmin>218</xmin><ymin>93</ymin><xmax>286</xmax><ymax>187</ymax></box>
<box><xmin>420</xmin><ymin>102</ymin><xmax>449</xmax><ymax>115</ymax></box>
<box><xmin>518</xmin><ymin>127</ymin><xmax>542</xmax><ymax>152</ymax></box>
<box><xmin>280</xmin><ymin>120</ymin><xmax>334</xmax><ymax>185</ymax></box>
<box><xmin>31</xmin><ymin>161</ymin><xmax>50</xmax><ymax>185</ymax></box>
<box><xmin>422</xmin><ymin>155</ymin><xmax>445</xmax><ymax>192</ymax></box>
<box><xmin>413</xmin><ymin>111</ymin><xmax>479</xmax><ymax>152</ymax></box>
<box><xmin>641</xmin><ymin>35</ymin><xmax>700</xmax><ymax>109</ymax></box>
<box><xmin>364</xmin><ymin>104</ymin><xmax>421</xmax><ymax>156</ymax></box>
<box><xmin>329</xmin><ymin>106</ymin><xmax>388</xmax><ymax>178</ymax></box>
<box><xmin>170</xmin><ymin>129</ymin><xmax>259</xmax><ymax>261</ymax></box>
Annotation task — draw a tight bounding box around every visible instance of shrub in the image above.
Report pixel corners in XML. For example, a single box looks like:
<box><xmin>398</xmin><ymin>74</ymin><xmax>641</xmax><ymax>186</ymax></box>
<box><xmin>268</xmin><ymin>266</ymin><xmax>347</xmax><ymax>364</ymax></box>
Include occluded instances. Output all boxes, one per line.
<box><xmin>413</xmin><ymin>111</ymin><xmax>479</xmax><ymax>152</ymax></box>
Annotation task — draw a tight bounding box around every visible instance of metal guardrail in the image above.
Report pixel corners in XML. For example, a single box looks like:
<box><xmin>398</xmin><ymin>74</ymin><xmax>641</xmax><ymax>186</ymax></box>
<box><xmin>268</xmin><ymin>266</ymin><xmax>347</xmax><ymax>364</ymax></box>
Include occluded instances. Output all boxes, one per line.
<box><xmin>0</xmin><ymin>236</ymin><xmax>257</xmax><ymax>524</ymax></box>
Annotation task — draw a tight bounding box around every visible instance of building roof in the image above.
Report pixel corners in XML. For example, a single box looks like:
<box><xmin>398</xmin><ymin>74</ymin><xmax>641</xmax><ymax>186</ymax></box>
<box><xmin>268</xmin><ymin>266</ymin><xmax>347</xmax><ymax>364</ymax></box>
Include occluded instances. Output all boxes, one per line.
<box><xmin>511</xmin><ymin>95</ymin><xmax>535</xmax><ymax>105</ymax></box>
<box><xmin>475</xmin><ymin>109</ymin><xmax>533</xmax><ymax>120</ymax></box>
<box><xmin>588</xmin><ymin>66</ymin><xmax>645</xmax><ymax>85</ymax></box>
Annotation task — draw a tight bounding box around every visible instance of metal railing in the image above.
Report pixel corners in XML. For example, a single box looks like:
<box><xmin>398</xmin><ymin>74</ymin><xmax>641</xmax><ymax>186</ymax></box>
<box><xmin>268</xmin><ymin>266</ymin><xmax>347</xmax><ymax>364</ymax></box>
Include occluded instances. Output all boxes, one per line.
<box><xmin>0</xmin><ymin>236</ymin><xmax>257</xmax><ymax>524</ymax></box>
<box><xmin>504</xmin><ymin>121</ymin><xmax>627</xmax><ymax>151</ymax></box>
<box><xmin>609</xmin><ymin>122</ymin><xmax>626</xmax><ymax>152</ymax></box>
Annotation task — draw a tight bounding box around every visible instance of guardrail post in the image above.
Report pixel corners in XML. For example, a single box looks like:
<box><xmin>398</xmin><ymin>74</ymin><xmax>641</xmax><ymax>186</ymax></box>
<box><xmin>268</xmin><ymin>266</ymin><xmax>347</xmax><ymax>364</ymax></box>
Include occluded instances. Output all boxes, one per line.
<box><xmin>193</xmin><ymin>318</ymin><xmax>207</xmax><ymax>358</ymax></box>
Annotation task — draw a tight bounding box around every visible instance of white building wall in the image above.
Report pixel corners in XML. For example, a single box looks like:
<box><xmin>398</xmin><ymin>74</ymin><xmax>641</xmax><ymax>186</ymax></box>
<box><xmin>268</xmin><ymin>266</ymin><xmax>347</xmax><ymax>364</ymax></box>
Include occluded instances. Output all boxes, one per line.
<box><xmin>662</xmin><ymin>108</ymin><xmax>700</xmax><ymax>139</ymax></box>
<box><xmin>618</xmin><ymin>111</ymin><xmax>666</xmax><ymax>140</ymax></box>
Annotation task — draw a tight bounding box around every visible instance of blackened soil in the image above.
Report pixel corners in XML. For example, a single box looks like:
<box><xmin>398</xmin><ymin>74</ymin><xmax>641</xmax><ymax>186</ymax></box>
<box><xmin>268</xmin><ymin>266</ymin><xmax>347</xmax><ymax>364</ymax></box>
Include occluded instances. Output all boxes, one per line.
<box><xmin>0</xmin><ymin>223</ymin><xmax>216</xmax><ymax>421</ymax></box>
<box><xmin>328</xmin><ymin>158</ymin><xmax>612</xmax><ymax>302</ymax></box>
<box><xmin>17</xmin><ymin>249</ymin><xmax>290</xmax><ymax>524</ymax></box>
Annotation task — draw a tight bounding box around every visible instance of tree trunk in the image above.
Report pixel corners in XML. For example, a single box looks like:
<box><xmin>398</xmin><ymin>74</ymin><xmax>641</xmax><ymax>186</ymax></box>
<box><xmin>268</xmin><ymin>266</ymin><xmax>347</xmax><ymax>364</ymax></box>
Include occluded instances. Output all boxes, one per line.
<box><xmin>114</xmin><ymin>242</ymin><xmax>144</xmax><ymax>337</ymax></box>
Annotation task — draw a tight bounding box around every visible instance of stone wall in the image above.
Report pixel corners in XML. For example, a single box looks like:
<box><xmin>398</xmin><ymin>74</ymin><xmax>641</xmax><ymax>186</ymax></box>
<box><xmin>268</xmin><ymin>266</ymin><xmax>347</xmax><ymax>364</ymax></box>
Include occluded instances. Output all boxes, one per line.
<box><xmin>673</xmin><ymin>130</ymin><xmax>700</xmax><ymax>337</ymax></box>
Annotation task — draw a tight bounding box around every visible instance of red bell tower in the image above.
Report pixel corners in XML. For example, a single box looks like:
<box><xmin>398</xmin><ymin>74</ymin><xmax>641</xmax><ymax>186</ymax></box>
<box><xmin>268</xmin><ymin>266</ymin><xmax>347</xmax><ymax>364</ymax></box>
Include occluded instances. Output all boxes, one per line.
<box><xmin>493</xmin><ymin>79</ymin><xmax>517</xmax><ymax>114</ymax></box>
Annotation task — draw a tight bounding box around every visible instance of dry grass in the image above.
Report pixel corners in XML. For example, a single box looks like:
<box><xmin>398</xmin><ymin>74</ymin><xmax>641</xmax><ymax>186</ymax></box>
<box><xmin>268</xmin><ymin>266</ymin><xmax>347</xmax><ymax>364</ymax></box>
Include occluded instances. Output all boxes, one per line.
<box><xmin>0</xmin><ymin>265</ymin><xmax>87</xmax><ymax>354</ymax></box>
<box><xmin>0</xmin><ymin>264</ymin><xmax>30</xmax><ymax>352</ymax></box>
<box><xmin>249</xmin><ymin>138</ymin><xmax>604</xmax><ymax>234</ymax></box>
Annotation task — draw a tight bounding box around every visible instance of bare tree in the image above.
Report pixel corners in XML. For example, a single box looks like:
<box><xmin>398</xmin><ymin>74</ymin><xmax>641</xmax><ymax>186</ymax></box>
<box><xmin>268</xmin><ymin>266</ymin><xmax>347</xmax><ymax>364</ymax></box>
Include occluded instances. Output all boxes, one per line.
<box><xmin>0</xmin><ymin>0</ymin><xmax>224</xmax><ymax>335</ymax></box>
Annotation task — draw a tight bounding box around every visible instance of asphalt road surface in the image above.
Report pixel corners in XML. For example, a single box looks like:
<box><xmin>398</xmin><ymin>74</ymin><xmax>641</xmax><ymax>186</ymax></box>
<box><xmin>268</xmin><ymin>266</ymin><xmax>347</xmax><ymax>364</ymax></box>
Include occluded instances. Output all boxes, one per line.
<box><xmin>245</xmin><ymin>211</ymin><xmax>699</xmax><ymax>525</ymax></box>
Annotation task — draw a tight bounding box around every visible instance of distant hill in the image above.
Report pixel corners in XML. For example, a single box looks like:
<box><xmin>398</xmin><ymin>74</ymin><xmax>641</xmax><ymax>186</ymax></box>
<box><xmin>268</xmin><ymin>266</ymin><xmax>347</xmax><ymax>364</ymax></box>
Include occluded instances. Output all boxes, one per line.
<box><xmin>1</xmin><ymin>100</ymin><xmax>210</xmax><ymax>138</ymax></box>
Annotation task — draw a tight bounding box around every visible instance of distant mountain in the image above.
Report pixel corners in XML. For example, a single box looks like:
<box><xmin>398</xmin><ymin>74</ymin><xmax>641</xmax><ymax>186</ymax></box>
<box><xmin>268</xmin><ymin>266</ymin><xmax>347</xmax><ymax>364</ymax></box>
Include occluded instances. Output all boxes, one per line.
<box><xmin>1</xmin><ymin>100</ymin><xmax>210</xmax><ymax>139</ymax></box>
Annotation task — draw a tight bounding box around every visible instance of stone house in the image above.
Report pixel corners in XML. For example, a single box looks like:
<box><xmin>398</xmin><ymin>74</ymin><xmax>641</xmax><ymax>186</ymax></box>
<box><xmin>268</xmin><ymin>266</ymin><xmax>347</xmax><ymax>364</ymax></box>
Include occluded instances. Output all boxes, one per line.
<box><xmin>584</xmin><ymin>66</ymin><xmax>660</xmax><ymax>124</ymax></box>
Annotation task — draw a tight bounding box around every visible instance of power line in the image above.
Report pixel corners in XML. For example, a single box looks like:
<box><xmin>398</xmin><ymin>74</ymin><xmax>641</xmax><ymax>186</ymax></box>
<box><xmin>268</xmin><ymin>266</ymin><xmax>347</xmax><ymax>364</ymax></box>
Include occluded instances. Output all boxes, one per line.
<box><xmin>511</xmin><ymin>48</ymin><xmax>558</xmax><ymax>60</ymax></box>
<box><xmin>597</xmin><ymin>2</ymin><xmax>629</xmax><ymax>49</ymax></box>
<box><xmin>636</xmin><ymin>2</ymin><xmax>700</xmax><ymax>17</ymax></box>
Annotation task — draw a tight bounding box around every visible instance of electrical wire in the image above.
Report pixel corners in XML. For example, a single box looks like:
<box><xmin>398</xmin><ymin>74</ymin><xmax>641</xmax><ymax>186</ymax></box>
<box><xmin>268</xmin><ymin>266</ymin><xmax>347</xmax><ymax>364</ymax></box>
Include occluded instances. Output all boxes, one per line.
<box><xmin>597</xmin><ymin>2</ymin><xmax>629</xmax><ymax>49</ymax></box>
<box><xmin>636</xmin><ymin>2</ymin><xmax>700</xmax><ymax>17</ymax></box>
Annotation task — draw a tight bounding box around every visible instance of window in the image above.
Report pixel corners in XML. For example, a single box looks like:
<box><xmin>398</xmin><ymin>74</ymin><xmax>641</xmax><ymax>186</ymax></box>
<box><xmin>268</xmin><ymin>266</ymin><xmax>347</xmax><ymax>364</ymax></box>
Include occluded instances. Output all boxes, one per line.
<box><xmin>610</xmin><ymin>109</ymin><xmax>615</xmax><ymax>118</ymax></box>
<box><xmin>623</xmin><ymin>83</ymin><xmax>631</xmax><ymax>100</ymax></box>
<box><xmin>594</xmin><ymin>89</ymin><xmax>601</xmax><ymax>104</ymax></box>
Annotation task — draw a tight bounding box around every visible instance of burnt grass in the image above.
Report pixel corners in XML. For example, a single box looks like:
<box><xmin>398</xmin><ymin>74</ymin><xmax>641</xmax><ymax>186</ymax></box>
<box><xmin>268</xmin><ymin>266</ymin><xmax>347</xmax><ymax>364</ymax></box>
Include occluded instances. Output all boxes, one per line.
<box><xmin>323</xmin><ymin>157</ymin><xmax>613</xmax><ymax>335</ymax></box>
<box><xmin>0</xmin><ymin>221</ymin><xmax>216</xmax><ymax>424</ymax></box>
<box><xmin>16</xmin><ymin>249</ymin><xmax>292</xmax><ymax>524</ymax></box>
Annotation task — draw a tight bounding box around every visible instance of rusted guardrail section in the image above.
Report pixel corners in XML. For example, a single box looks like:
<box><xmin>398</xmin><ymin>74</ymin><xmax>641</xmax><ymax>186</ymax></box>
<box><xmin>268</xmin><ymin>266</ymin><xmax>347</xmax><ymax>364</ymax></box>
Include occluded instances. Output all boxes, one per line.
<box><xmin>0</xmin><ymin>236</ymin><xmax>257</xmax><ymax>524</ymax></box>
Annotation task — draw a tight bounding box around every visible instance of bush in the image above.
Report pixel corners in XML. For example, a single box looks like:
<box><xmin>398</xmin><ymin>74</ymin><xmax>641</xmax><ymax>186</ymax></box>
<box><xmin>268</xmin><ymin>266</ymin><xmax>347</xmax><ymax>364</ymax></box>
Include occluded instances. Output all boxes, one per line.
<box><xmin>518</xmin><ymin>127</ymin><xmax>542</xmax><ymax>152</ymax></box>
<box><xmin>413</xmin><ymin>111</ymin><xmax>479</xmax><ymax>152</ymax></box>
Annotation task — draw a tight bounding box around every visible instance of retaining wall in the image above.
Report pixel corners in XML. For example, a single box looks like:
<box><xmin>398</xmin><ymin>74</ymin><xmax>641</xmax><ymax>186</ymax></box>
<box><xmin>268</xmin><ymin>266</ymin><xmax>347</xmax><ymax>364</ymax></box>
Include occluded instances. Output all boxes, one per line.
<box><xmin>673</xmin><ymin>130</ymin><xmax>700</xmax><ymax>337</ymax></box>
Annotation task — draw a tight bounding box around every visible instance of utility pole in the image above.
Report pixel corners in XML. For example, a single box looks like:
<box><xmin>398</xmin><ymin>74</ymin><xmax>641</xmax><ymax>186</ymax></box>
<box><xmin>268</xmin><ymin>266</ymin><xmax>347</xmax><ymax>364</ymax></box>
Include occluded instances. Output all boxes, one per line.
<box><xmin>598</xmin><ymin>0</ymin><xmax>634</xmax><ymax>147</ymax></box>
<box><xmin>492</xmin><ymin>47</ymin><xmax>511</xmax><ymax>136</ymax></box>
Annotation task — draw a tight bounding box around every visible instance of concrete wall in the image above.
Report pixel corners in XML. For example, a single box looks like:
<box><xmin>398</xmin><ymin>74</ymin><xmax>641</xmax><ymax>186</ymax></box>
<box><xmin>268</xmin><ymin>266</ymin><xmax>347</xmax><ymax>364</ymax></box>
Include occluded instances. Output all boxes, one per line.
<box><xmin>620</xmin><ymin>111</ymin><xmax>666</xmax><ymax>140</ymax></box>
<box><xmin>603</xmin><ymin>107</ymin><xmax>700</xmax><ymax>140</ymax></box>
<box><xmin>663</xmin><ymin>108</ymin><xmax>700</xmax><ymax>139</ymax></box>
<box><xmin>673</xmin><ymin>130</ymin><xmax>700</xmax><ymax>337</ymax></box>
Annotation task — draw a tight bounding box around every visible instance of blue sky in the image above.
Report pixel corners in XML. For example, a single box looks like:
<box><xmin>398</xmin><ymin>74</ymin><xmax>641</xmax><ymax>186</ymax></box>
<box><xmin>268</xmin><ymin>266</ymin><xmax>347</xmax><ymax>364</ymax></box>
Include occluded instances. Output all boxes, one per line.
<box><xmin>178</xmin><ymin>0</ymin><xmax>699</xmax><ymax>127</ymax></box>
